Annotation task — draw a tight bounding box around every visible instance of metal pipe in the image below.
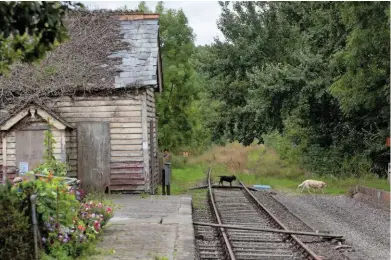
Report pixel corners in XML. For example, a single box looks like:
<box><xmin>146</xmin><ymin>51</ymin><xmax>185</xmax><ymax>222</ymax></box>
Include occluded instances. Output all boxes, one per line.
<box><xmin>30</xmin><ymin>194</ymin><xmax>39</xmax><ymax>260</ymax></box>
<box><xmin>193</xmin><ymin>222</ymin><xmax>343</xmax><ymax>238</ymax></box>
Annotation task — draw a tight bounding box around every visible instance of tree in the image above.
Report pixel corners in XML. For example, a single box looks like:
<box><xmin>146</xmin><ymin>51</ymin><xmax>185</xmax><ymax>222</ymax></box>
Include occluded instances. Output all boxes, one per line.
<box><xmin>199</xmin><ymin>1</ymin><xmax>390</xmax><ymax>176</ymax></box>
<box><xmin>0</xmin><ymin>1</ymin><xmax>83</xmax><ymax>74</ymax></box>
<box><xmin>329</xmin><ymin>2</ymin><xmax>390</xmax><ymax>173</ymax></box>
<box><xmin>138</xmin><ymin>1</ymin><xmax>210</xmax><ymax>152</ymax></box>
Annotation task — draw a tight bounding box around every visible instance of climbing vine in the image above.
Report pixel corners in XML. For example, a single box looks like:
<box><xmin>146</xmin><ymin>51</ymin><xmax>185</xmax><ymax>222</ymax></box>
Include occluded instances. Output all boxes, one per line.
<box><xmin>34</xmin><ymin>120</ymin><xmax>67</xmax><ymax>177</ymax></box>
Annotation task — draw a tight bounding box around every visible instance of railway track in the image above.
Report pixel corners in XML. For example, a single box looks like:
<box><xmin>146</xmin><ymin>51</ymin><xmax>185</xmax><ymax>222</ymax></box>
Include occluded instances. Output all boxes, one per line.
<box><xmin>195</xmin><ymin>168</ymin><xmax>325</xmax><ymax>260</ymax></box>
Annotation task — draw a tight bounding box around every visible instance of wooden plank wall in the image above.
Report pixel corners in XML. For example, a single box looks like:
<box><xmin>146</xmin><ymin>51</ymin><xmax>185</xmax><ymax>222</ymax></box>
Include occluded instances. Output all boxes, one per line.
<box><xmin>146</xmin><ymin>88</ymin><xmax>159</xmax><ymax>193</ymax></box>
<box><xmin>0</xmin><ymin>136</ymin><xmax>15</xmax><ymax>183</ymax></box>
<box><xmin>0</xmin><ymin>122</ymin><xmax>66</xmax><ymax>183</ymax></box>
<box><xmin>0</xmin><ymin>93</ymin><xmax>153</xmax><ymax>193</ymax></box>
<box><xmin>47</xmin><ymin>94</ymin><xmax>145</xmax><ymax>191</ymax></box>
<box><xmin>8</xmin><ymin>130</ymin><xmax>65</xmax><ymax>165</ymax></box>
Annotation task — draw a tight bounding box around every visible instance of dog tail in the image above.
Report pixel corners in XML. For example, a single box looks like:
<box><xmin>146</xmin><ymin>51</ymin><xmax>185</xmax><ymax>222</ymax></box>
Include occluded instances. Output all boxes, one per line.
<box><xmin>298</xmin><ymin>181</ymin><xmax>305</xmax><ymax>188</ymax></box>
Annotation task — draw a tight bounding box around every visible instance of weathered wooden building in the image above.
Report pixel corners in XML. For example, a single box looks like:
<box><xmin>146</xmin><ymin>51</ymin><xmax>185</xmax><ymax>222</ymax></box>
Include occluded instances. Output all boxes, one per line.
<box><xmin>0</xmin><ymin>12</ymin><xmax>163</xmax><ymax>193</ymax></box>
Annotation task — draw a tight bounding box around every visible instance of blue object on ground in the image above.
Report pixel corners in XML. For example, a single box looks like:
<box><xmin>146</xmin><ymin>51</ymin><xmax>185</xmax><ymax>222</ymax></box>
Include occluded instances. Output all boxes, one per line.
<box><xmin>253</xmin><ymin>184</ymin><xmax>271</xmax><ymax>190</ymax></box>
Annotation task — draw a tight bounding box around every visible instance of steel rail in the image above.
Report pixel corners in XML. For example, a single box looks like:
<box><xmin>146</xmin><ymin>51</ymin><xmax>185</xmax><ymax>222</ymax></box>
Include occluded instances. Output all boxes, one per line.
<box><xmin>207</xmin><ymin>168</ymin><xmax>236</xmax><ymax>260</ymax></box>
<box><xmin>239</xmin><ymin>180</ymin><xmax>322</xmax><ymax>260</ymax></box>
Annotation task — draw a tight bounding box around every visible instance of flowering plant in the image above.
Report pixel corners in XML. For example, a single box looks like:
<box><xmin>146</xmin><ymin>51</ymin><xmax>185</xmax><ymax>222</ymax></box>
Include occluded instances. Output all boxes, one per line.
<box><xmin>12</xmin><ymin>171</ymin><xmax>113</xmax><ymax>258</ymax></box>
<box><xmin>39</xmin><ymin>195</ymin><xmax>114</xmax><ymax>258</ymax></box>
<box><xmin>9</xmin><ymin>125</ymin><xmax>114</xmax><ymax>259</ymax></box>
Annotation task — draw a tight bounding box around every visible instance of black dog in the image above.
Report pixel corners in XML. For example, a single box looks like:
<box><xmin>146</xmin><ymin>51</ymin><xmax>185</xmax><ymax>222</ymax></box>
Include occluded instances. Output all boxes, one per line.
<box><xmin>218</xmin><ymin>175</ymin><xmax>237</xmax><ymax>186</ymax></box>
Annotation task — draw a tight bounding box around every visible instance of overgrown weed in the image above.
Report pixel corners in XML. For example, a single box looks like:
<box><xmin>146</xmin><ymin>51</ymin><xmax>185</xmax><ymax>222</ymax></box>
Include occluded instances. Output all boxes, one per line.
<box><xmin>169</xmin><ymin>142</ymin><xmax>389</xmax><ymax>195</ymax></box>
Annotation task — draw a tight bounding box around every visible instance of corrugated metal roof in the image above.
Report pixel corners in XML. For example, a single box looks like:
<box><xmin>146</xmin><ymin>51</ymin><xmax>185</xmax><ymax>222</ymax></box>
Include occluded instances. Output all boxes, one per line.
<box><xmin>110</xmin><ymin>19</ymin><xmax>159</xmax><ymax>88</ymax></box>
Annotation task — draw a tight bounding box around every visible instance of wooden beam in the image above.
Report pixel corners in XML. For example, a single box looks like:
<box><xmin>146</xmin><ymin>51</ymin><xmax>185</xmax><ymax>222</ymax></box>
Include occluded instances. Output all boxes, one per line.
<box><xmin>141</xmin><ymin>91</ymin><xmax>150</xmax><ymax>192</ymax></box>
<box><xmin>193</xmin><ymin>222</ymin><xmax>344</xmax><ymax>239</ymax></box>
<box><xmin>37</xmin><ymin>108</ymin><xmax>68</xmax><ymax>130</ymax></box>
<box><xmin>118</xmin><ymin>13</ymin><xmax>160</xmax><ymax>21</ymax></box>
<box><xmin>157</xmin><ymin>49</ymin><xmax>163</xmax><ymax>93</ymax></box>
<box><xmin>2</xmin><ymin>136</ymin><xmax>7</xmax><ymax>182</ymax></box>
<box><xmin>0</xmin><ymin>110</ymin><xmax>29</xmax><ymax>130</ymax></box>
<box><xmin>60</xmin><ymin>130</ymin><xmax>66</xmax><ymax>163</ymax></box>
<box><xmin>150</xmin><ymin>120</ymin><xmax>155</xmax><ymax>194</ymax></box>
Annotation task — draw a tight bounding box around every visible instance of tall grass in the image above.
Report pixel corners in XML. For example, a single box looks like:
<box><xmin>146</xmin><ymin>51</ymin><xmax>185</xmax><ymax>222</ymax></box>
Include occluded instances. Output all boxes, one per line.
<box><xmin>168</xmin><ymin>142</ymin><xmax>389</xmax><ymax>195</ymax></box>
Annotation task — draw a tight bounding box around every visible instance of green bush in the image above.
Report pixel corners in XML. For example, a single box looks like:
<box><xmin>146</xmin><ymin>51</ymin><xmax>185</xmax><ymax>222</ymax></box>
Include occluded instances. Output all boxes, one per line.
<box><xmin>263</xmin><ymin>131</ymin><xmax>374</xmax><ymax>177</ymax></box>
<box><xmin>171</xmin><ymin>154</ymin><xmax>188</xmax><ymax>169</ymax></box>
<box><xmin>0</xmin><ymin>181</ymin><xmax>34</xmax><ymax>260</ymax></box>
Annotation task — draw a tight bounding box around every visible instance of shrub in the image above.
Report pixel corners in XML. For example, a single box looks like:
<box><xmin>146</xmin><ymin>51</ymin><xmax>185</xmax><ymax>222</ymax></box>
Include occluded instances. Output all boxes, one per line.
<box><xmin>0</xmin><ymin>181</ymin><xmax>34</xmax><ymax>260</ymax></box>
<box><xmin>171</xmin><ymin>154</ymin><xmax>188</xmax><ymax>168</ymax></box>
<box><xmin>2</xmin><ymin>123</ymin><xmax>114</xmax><ymax>259</ymax></box>
<box><xmin>263</xmin><ymin>131</ymin><xmax>374</xmax><ymax>177</ymax></box>
<box><xmin>12</xmin><ymin>168</ymin><xmax>113</xmax><ymax>259</ymax></box>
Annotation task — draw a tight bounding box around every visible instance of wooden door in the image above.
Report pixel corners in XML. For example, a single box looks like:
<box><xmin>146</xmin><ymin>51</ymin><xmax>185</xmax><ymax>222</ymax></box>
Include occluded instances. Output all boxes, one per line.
<box><xmin>16</xmin><ymin>130</ymin><xmax>45</xmax><ymax>174</ymax></box>
<box><xmin>77</xmin><ymin>122</ymin><xmax>110</xmax><ymax>192</ymax></box>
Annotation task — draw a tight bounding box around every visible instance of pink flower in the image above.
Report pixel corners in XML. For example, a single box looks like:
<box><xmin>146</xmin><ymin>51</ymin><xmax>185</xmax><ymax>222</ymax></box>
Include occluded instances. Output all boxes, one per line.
<box><xmin>106</xmin><ymin>207</ymin><xmax>112</xmax><ymax>214</ymax></box>
<box><xmin>94</xmin><ymin>220</ymin><xmax>101</xmax><ymax>231</ymax></box>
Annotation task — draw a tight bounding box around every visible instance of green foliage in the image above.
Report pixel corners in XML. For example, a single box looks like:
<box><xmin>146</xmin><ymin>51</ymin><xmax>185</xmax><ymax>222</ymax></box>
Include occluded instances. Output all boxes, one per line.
<box><xmin>263</xmin><ymin>131</ymin><xmax>372</xmax><ymax>177</ymax></box>
<box><xmin>198</xmin><ymin>2</ymin><xmax>390</xmax><ymax>177</ymax></box>
<box><xmin>9</xmin><ymin>124</ymin><xmax>113</xmax><ymax>259</ymax></box>
<box><xmin>170</xmin><ymin>143</ymin><xmax>389</xmax><ymax>196</ymax></box>
<box><xmin>0</xmin><ymin>181</ymin><xmax>34</xmax><ymax>260</ymax></box>
<box><xmin>137</xmin><ymin>2</ymin><xmax>211</xmax><ymax>153</ymax></box>
<box><xmin>156</xmin><ymin>4</ymin><xmax>208</xmax><ymax>152</ymax></box>
<box><xmin>14</xmin><ymin>174</ymin><xmax>113</xmax><ymax>259</ymax></box>
<box><xmin>35</xmin><ymin>122</ymin><xmax>68</xmax><ymax>177</ymax></box>
<box><xmin>170</xmin><ymin>154</ymin><xmax>189</xmax><ymax>169</ymax></box>
<box><xmin>0</xmin><ymin>1</ymin><xmax>84</xmax><ymax>75</ymax></box>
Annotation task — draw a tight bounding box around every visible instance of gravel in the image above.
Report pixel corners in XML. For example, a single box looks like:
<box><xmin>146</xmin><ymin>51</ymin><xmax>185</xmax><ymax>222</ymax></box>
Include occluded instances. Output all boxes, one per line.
<box><xmin>253</xmin><ymin>191</ymin><xmax>349</xmax><ymax>260</ymax></box>
<box><xmin>274</xmin><ymin>192</ymin><xmax>390</xmax><ymax>260</ymax></box>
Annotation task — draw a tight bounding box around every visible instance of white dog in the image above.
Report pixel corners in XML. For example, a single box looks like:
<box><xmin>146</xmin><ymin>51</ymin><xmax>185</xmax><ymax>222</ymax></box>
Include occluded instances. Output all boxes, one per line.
<box><xmin>298</xmin><ymin>179</ymin><xmax>327</xmax><ymax>194</ymax></box>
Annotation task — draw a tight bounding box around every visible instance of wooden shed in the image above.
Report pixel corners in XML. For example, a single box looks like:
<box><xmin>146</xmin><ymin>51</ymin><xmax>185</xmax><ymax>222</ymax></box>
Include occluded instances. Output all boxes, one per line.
<box><xmin>0</xmin><ymin>11</ymin><xmax>163</xmax><ymax>193</ymax></box>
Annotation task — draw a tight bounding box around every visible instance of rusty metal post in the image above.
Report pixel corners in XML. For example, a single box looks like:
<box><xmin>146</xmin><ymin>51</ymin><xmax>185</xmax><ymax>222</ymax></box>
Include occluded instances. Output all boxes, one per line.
<box><xmin>30</xmin><ymin>194</ymin><xmax>39</xmax><ymax>260</ymax></box>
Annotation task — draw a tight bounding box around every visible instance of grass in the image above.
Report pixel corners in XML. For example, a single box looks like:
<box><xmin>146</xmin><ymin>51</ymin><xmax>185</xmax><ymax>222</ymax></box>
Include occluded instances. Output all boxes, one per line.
<box><xmin>170</xmin><ymin>164</ymin><xmax>207</xmax><ymax>194</ymax></box>
<box><xmin>166</xmin><ymin>142</ymin><xmax>389</xmax><ymax>196</ymax></box>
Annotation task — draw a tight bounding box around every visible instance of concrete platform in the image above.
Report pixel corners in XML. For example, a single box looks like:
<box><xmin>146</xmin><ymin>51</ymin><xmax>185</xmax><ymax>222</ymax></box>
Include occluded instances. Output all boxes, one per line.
<box><xmin>92</xmin><ymin>195</ymin><xmax>195</xmax><ymax>260</ymax></box>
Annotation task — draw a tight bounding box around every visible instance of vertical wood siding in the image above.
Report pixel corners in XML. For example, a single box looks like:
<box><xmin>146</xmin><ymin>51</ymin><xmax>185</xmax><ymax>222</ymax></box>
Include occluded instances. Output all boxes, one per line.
<box><xmin>146</xmin><ymin>88</ymin><xmax>159</xmax><ymax>193</ymax></box>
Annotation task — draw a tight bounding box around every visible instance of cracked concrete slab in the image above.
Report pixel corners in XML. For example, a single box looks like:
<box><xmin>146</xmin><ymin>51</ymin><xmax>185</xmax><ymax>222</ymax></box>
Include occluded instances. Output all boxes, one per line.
<box><xmin>92</xmin><ymin>195</ymin><xmax>195</xmax><ymax>260</ymax></box>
